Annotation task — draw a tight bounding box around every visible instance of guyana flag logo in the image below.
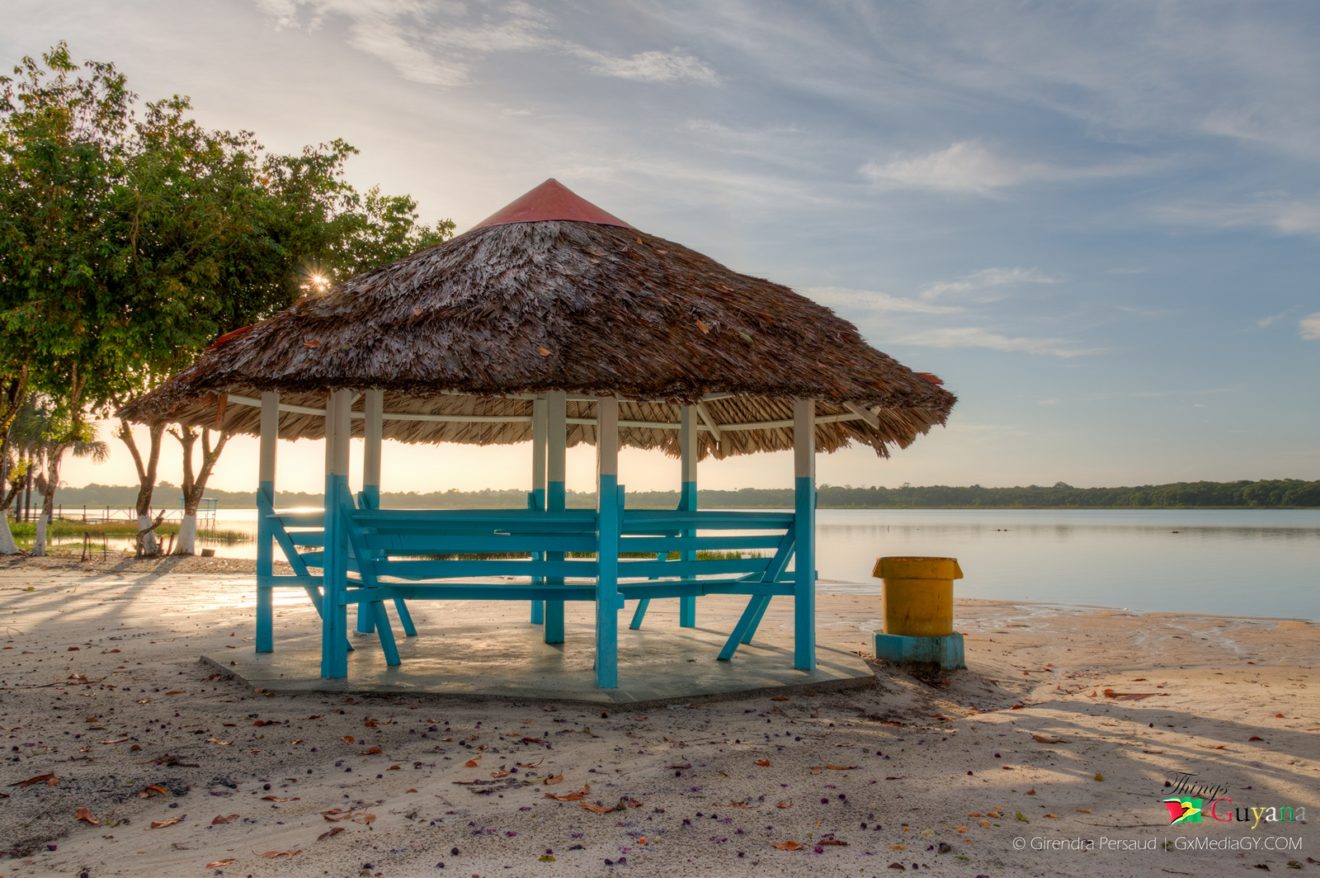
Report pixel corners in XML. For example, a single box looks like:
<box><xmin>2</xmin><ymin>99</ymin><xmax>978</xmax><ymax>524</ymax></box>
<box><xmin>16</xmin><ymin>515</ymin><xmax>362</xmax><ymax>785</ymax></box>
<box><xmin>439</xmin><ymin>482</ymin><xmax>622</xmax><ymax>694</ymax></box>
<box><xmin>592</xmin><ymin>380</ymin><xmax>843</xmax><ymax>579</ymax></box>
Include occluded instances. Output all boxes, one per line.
<box><xmin>1162</xmin><ymin>797</ymin><xmax>1203</xmax><ymax>824</ymax></box>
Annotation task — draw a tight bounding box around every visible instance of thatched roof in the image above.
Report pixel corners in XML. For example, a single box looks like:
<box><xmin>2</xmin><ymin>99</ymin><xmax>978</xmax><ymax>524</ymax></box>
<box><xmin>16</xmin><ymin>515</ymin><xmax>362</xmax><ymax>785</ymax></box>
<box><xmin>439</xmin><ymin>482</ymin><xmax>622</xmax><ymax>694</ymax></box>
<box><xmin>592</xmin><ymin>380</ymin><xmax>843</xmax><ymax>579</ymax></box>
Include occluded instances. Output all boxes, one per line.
<box><xmin>121</xmin><ymin>179</ymin><xmax>954</xmax><ymax>459</ymax></box>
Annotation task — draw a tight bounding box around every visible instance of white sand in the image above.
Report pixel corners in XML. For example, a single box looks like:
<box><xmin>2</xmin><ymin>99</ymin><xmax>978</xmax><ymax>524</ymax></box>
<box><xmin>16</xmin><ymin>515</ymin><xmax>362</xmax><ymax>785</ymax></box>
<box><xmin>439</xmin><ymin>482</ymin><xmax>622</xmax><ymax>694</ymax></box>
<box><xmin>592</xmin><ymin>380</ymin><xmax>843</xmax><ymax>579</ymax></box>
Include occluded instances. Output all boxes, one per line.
<box><xmin>1</xmin><ymin>556</ymin><xmax>1315</xmax><ymax>877</ymax></box>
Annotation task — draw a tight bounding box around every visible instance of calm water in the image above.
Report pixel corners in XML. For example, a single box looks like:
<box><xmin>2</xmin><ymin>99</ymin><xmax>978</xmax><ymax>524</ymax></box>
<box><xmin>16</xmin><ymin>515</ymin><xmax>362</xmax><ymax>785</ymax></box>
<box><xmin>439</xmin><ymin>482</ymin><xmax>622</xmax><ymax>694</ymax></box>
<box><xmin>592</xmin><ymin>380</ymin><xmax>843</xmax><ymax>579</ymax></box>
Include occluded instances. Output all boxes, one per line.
<box><xmin>71</xmin><ymin>507</ymin><xmax>1320</xmax><ymax>620</ymax></box>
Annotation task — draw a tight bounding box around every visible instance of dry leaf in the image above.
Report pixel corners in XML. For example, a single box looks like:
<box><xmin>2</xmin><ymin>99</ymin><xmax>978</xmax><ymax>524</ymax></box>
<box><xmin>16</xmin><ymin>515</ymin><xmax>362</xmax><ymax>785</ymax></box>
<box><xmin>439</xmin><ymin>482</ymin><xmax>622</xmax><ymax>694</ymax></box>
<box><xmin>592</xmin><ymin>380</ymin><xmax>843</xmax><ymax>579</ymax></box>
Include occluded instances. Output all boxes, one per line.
<box><xmin>754</xmin><ymin>759</ymin><xmax>771</xmax><ymax>767</ymax></box>
<box><xmin>139</xmin><ymin>784</ymin><xmax>170</xmax><ymax>798</ymax></box>
<box><xmin>363</xmin><ymin>746</ymin><xmax>383</xmax><ymax>755</ymax></box>
<box><xmin>12</xmin><ymin>773</ymin><xmax>58</xmax><ymax>787</ymax></box>
<box><xmin>464</xmin><ymin>757</ymin><xmax>481</xmax><ymax>768</ymax></box>
<box><xmin>341</xmin><ymin>735</ymin><xmax>354</xmax><ymax>744</ymax></box>
<box><xmin>1031</xmin><ymin>733</ymin><xmax>1068</xmax><ymax>744</ymax></box>
<box><xmin>581</xmin><ymin>801</ymin><xmax>612</xmax><ymax>814</ymax></box>
<box><xmin>537</xmin><ymin>346</ymin><xmax>551</xmax><ymax>357</ymax></box>
<box><xmin>318</xmin><ymin>826</ymin><xmax>346</xmax><ymax>841</ymax></box>
<box><xmin>490</xmin><ymin>770</ymin><xmax>510</xmax><ymax>779</ymax></box>
<box><xmin>211</xmin><ymin>814</ymin><xmax>239</xmax><ymax>825</ymax></box>
<box><xmin>150</xmin><ymin>815</ymin><xmax>185</xmax><ymax>829</ymax></box>
<box><xmin>772</xmin><ymin>840</ymin><xmax>804</xmax><ymax>851</ymax></box>
<box><xmin>545</xmin><ymin>784</ymin><xmax>590</xmax><ymax>801</ymax></box>
<box><xmin>819</xmin><ymin>837</ymin><xmax>848</xmax><ymax>847</ymax></box>
<box><xmin>540</xmin><ymin>774</ymin><xmax>564</xmax><ymax>786</ymax></box>
<box><xmin>775</xmin><ymin>799</ymin><xmax>792</xmax><ymax>809</ymax></box>
<box><xmin>74</xmin><ymin>806</ymin><xmax>99</xmax><ymax>825</ymax></box>
<box><xmin>205</xmin><ymin>860</ymin><xmax>236</xmax><ymax>868</ymax></box>
<box><xmin>261</xmin><ymin>850</ymin><xmax>302</xmax><ymax>859</ymax></box>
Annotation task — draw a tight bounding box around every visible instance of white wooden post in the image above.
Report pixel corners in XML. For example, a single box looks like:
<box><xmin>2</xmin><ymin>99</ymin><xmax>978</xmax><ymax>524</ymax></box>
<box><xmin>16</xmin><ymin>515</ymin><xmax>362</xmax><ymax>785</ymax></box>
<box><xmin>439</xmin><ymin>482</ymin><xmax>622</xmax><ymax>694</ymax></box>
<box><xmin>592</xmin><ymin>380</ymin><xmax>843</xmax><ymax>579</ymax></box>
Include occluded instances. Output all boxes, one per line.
<box><xmin>356</xmin><ymin>389</ymin><xmax>384</xmax><ymax>634</ymax></box>
<box><xmin>544</xmin><ymin>390</ymin><xmax>567</xmax><ymax>644</ymax></box>
<box><xmin>678</xmin><ymin>404</ymin><xmax>698</xmax><ymax>627</ymax></box>
<box><xmin>255</xmin><ymin>391</ymin><xmax>279</xmax><ymax>653</ymax></box>
<box><xmin>530</xmin><ymin>396</ymin><xmax>548</xmax><ymax>625</ymax></box>
<box><xmin>595</xmin><ymin>396</ymin><xmax>621</xmax><ymax>688</ymax></box>
<box><xmin>793</xmin><ymin>398</ymin><xmax>816</xmax><ymax>671</ymax></box>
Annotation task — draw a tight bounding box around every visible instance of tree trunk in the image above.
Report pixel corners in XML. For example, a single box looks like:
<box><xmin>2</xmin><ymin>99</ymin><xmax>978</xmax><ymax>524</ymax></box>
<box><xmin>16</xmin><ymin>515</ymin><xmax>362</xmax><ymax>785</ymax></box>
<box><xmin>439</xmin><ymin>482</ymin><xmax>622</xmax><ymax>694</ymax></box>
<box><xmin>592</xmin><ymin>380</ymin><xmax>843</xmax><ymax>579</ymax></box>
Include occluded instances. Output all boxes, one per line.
<box><xmin>32</xmin><ymin>444</ymin><xmax>66</xmax><ymax>557</ymax></box>
<box><xmin>0</xmin><ymin>513</ymin><xmax>16</xmax><ymax>554</ymax></box>
<box><xmin>171</xmin><ymin>425</ymin><xmax>228</xmax><ymax>555</ymax></box>
<box><xmin>119</xmin><ymin>420</ymin><xmax>165</xmax><ymax>557</ymax></box>
<box><xmin>175</xmin><ymin>513</ymin><xmax>198</xmax><ymax>555</ymax></box>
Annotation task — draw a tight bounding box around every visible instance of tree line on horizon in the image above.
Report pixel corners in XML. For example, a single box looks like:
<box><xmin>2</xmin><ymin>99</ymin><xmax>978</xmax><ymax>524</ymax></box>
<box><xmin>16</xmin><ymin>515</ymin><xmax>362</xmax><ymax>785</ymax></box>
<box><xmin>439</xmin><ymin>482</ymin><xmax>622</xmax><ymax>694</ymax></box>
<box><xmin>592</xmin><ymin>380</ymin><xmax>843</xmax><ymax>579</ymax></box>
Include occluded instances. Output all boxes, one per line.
<box><xmin>35</xmin><ymin>478</ymin><xmax>1320</xmax><ymax>510</ymax></box>
<box><xmin>0</xmin><ymin>43</ymin><xmax>453</xmax><ymax>556</ymax></box>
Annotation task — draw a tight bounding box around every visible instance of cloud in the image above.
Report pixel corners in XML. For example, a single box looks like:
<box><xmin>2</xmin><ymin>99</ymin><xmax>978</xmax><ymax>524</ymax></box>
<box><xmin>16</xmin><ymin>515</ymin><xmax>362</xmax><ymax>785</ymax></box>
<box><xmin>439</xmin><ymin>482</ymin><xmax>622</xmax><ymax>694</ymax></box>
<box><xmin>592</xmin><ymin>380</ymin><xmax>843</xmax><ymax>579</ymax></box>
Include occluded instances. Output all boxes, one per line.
<box><xmin>580</xmin><ymin>49</ymin><xmax>718</xmax><ymax>85</ymax></box>
<box><xmin>895</xmin><ymin>326</ymin><xmax>1103</xmax><ymax>359</ymax></box>
<box><xmin>1301</xmin><ymin>312</ymin><xmax>1320</xmax><ymax>340</ymax></box>
<box><xmin>1156</xmin><ymin>197</ymin><xmax>1320</xmax><ymax>239</ymax></box>
<box><xmin>805</xmin><ymin>286</ymin><xmax>958</xmax><ymax>315</ymax></box>
<box><xmin>919</xmin><ymin>266</ymin><xmax>1062</xmax><ymax>302</ymax></box>
<box><xmin>251</xmin><ymin>1</ymin><xmax>718</xmax><ymax>88</ymax></box>
<box><xmin>859</xmin><ymin>141</ymin><xmax>1153</xmax><ymax>195</ymax></box>
<box><xmin>1255</xmin><ymin>309</ymin><xmax>1291</xmax><ymax>328</ymax></box>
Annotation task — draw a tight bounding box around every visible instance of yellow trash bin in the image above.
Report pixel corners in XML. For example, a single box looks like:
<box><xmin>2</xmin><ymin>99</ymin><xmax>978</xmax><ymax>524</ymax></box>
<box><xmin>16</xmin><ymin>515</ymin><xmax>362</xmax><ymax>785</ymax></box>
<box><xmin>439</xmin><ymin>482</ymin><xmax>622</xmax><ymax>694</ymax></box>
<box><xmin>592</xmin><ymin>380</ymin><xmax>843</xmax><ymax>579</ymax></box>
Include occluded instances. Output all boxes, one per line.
<box><xmin>872</xmin><ymin>556</ymin><xmax>963</xmax><ymax>637</ymax></box>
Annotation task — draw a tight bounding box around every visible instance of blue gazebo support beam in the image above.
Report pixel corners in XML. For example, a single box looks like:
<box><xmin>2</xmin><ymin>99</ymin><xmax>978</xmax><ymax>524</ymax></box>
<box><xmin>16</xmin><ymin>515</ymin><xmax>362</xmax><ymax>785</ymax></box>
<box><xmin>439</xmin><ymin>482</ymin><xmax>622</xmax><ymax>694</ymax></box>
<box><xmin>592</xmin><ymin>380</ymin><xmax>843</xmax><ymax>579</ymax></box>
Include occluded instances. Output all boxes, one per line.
<box><xmin>321</xmin><ymin>389</ymin><xmax>352</xmax><ymax>679</ymax></box>
<box><xmin>793</xmin><ymin>398</ymin><xmax>816</xmax><ymax>672</ymax></box>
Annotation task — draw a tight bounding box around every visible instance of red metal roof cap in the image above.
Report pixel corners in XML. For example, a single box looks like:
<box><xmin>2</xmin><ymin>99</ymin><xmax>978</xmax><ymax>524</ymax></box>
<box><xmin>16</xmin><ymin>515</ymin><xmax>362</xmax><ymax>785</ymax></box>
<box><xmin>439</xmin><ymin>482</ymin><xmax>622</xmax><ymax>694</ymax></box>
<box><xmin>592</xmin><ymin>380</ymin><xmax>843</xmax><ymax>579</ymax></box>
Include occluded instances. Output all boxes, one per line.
<box><xmin>472</xmin><ymin>178</ymin><xmax>632</xmax><ymax>230</ymax></box>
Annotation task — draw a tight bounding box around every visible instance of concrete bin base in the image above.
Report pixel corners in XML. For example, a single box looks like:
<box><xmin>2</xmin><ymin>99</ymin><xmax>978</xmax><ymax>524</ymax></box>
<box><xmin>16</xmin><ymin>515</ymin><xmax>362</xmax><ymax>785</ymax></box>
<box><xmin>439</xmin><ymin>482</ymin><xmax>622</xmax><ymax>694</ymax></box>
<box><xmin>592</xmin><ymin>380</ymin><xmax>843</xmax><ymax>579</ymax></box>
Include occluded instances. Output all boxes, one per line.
<box><xmin>873</xmin><ymin>631</ymin><xmax>965</xmax><ymax>671</ymax></box>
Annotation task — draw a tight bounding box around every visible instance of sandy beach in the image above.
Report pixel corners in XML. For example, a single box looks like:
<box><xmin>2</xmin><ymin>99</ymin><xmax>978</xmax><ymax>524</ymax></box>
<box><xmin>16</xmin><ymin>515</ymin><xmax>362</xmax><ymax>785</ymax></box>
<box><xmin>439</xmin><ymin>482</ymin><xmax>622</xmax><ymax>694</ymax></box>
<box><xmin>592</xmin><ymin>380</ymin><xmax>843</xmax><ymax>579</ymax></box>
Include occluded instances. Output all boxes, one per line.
<box><xmin>1</xmin><ymin>556</ymin><xmax>1315</xmax><ymax>877</ymax></box>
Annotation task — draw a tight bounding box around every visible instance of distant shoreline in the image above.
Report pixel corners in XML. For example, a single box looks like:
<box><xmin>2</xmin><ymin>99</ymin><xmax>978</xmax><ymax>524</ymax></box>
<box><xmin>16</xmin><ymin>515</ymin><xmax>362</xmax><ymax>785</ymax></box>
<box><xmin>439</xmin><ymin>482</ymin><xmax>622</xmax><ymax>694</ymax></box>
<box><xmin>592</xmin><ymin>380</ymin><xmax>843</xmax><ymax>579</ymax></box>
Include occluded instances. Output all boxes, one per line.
<box><xmin>27</xmin><ymin>477</ymin><xmax>1320</xmax><ymax>511</ymax></box>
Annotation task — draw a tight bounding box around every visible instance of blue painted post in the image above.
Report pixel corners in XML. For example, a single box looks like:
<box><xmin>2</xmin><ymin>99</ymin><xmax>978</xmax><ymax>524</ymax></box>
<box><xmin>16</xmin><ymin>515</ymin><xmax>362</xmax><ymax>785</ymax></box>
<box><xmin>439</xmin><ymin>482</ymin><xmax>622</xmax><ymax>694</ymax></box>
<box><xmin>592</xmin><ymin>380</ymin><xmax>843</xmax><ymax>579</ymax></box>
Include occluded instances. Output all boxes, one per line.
<box><xmin>595</xmin><ymin>397</ymin><xmax>621</xmax><ymax>688</ymax></box>
<box><xmin>793</xmin><ymin>398</ymin><xmax>816</xmax><ymax>671</ymax></box>
<box><xmin>678</xmin><ymin>404</ymin><xmax>698</xmax><ymax>628</ymax></box>
<box><xmin>356</xmin><ymin>389</ymin><xmax>383</xmax><ymax>635</ymax></box>
<box><xmin>544</xmin><ymin>391</ymin><xmax>567</xmax><ymax>644</ymax></box>
<box><xmin>530</xmin><ymin>396</ymin><xmax>547</xmax><ymax>625</ymax></box>
<box><xmin>255</xmin><ymin>391</ymin><xmax>279</xmax><ymax>653</ymax></box>
<box><xmin>321</xmin><ymin>389</ymin><xmax>352</xmax><ymax>679</ymax></box>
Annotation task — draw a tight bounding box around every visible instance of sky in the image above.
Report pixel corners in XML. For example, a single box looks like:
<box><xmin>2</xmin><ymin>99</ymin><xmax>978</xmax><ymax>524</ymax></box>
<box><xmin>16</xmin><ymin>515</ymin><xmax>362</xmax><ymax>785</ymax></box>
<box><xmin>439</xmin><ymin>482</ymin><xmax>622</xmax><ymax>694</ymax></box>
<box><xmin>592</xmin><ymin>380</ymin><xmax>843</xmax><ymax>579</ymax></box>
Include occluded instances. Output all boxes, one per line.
<box><xmin>4</xmin><ymin>0</ymin><xmax>1319</xmax><ymax>497</ymax></box>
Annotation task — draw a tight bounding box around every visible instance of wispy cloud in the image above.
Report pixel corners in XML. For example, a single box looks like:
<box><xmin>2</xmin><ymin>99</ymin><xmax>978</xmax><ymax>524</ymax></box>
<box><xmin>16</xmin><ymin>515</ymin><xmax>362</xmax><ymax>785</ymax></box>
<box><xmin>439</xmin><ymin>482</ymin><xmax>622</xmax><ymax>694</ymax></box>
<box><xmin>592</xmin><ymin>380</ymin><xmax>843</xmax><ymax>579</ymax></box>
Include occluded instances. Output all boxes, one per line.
<box><xmin>859</xmin><ymin>140</ymin><xmax>1154</xmax><ymax>195</ymax></box>
<box><xmin>253</xmin><ymin>0</ymin><xmax>718</xmax><ymax>87</ymax></box>
<box><xmin>1301</xmin><ymin>312</ymin><xmax>1320</xmax><ymax>341</ymax></box>
<box><xmin>895</xmin><ymin>326</ymin><xmax>1103</xmax><ymax>359</ymax></box>
<box><xmin>1256</xmin><ymin>309</ymin><xmax>1292</xmax><ymax>328</ymax></box>
<box><xmin>805</xmin><ymin>286</ymin><xmax>958</xmax><ymax>315</ymax></box>
<box><xmin>1155</xmin><ymin>197</ymin><xmax>1320</xmax><ymax>239</ymax></box>
<box><xmin>919</xmin><ymin>266</ymin><xmax>1062</xmax><ymax>302</ymax></box>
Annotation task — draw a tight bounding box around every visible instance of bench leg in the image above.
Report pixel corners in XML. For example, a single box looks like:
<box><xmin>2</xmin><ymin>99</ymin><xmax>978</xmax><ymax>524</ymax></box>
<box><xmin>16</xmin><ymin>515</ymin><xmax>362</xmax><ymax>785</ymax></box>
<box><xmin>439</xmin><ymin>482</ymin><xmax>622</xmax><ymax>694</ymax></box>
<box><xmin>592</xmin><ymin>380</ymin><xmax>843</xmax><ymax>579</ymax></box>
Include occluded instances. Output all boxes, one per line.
<box><xmin>679</xmin><ymin>595</ymin><xmax>696</xmax><ymax>628</ymax></box>
<box><xmin>304</xmin><ymin>583</ymin><xmax>354</xmax><ymax>653</ymax></box>
<box><xmin>371</xmin><ymin>601</ymin><xmax>401</xmax><ymax>667</ymax></box>
<box><xmin>530</xmin><ymin>600</ymin><xmax>545</xmax><ymax>625</ymax></box>
<box><xmin>741</xmin><ymin>596</ymin><xmax>770</xmax><ymax>644</ymax></box>
<box><xmin>355</xmin><ymin>601</ymin><xmax>375</xmax><ymax>634</ymax></box>
<box><xmin>394</xmin><ymin>598</ymin><xmax>417</xmax><ymax>637</ymax></box>
<box><xmin>719</xmin><ymin>596</ymin><xmax>770</xmax><ymax>661</ymax></box>
<box><xmin>628</xmin><ymin>598</ymin><xmax>650</xmax><ymax>630</ymax></box>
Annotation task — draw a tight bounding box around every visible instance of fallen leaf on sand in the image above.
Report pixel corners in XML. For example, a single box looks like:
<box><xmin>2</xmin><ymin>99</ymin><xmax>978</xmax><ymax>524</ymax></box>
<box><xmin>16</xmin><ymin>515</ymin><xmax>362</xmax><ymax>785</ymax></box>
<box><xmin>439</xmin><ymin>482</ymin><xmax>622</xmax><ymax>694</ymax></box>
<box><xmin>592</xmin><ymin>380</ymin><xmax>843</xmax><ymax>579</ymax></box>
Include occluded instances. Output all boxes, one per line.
<box><xmin>211</xmin><ymin>814</ymin><xmax>239</xmax><ymax>825</ymax></box>
<box><xmin>540</xmin><ymin>774</ymin><xmax>564</xmax><ymax>786</ymax></box>
<box><xmin>490</xmin><ymin>770</ymin><xmax>510</xmax><ymax>779</ymax></box>
<box><xmin>363</xmin><ymin>746</ymin><xmax>383</xmax><ymax>755</ymax></box>
<box><xmin>318</xmin><ymin>826</ymin><xmax>346</xmax><ymax>841</ymax></box>
<box><xmin>261</xmin><ymin>850</ymin><xmax>302</xmax><ymax>858</ymax></box>
<box><xmin>581</xmin><ymin>801</ymin><xmax>613</xmax><ymax>814</ymax></box>
<box><xmin>754</xmin><ymin>759</ymin><xmax>771</xmax><ymax>767</ymax></box>
<box><xmin>205</xmin><ymin>860</ymin><xmax>236</xmax><ymax>868</ymax></box>
<box><xmin>150</xmin><ymin>815</ymin><xmax>185</xmax><ymax>829</ymax></box>
<box><xmin>819</xmin><ymin>836</ymin><xmax>848</xmax><ymax>846</ymax></box>
<box><xmin>1094</xmin><ymin>772</ymin><xmax>1106</xmax><ymax>782</ymax></box>
<box><xmin>75</xmin><ymin>806</ymin><xmax>99</xmax><ymax>825</ymax></box>
<box><xmin>776</xmin><ymin>799</ymin><xmax>793</xmax><ymax>809</ymax></box>
<box><xmin>545</xmin><ymin>784</ymin><xmax>590</xmax><ymax>801</ymax></box>
<box><xmin>139</xmin><ymin>784</ymin><xmax>170</xmax><ymax>798</ymax></box>
<box><xmin>464</xmin><ymin>757</ymin><xmax>481</xmax><ymax>768</ymax></box>
<box><xmin>1102</xmin><ymin>688</ymin><xmax>1156</xmax><ymax>700</ymax></box>
<box><xmin>12</xmin><ymin>773</ymin><xmax>58</xmax><ymax>787</ymax></box>
<box><xmin>772</xmin><ymin>841</ymin><xmax>803</xmax><ymax>851</ymax></box>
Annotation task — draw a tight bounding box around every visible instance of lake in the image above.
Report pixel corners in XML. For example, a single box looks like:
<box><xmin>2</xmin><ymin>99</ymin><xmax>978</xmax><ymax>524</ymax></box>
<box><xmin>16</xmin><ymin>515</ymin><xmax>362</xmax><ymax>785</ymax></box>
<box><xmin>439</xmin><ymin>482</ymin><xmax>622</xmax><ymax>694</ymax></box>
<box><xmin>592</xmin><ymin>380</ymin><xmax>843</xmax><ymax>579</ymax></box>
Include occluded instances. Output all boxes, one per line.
<box><xmin>65</xmin><ymin>507</ymin><xmax>1320</xmax><ymax>621</ymax></box>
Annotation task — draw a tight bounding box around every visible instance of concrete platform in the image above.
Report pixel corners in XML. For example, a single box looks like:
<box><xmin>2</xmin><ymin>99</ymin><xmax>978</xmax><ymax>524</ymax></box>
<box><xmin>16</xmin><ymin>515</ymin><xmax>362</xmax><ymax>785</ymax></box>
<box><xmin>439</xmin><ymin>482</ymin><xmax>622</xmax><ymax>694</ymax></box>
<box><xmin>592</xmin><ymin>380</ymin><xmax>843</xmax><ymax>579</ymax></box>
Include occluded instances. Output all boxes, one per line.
<box><xmin>205</xmin><ymin>603</ymin><xmax>876</xmax><ymax>706</ymax></box>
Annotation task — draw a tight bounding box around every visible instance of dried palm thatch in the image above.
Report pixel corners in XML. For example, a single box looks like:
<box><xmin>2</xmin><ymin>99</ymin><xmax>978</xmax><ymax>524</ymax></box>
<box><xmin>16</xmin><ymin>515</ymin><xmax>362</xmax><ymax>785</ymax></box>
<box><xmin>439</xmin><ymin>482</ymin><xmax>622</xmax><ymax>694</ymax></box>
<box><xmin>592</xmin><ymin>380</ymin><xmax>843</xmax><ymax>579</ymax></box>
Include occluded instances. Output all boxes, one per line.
<box><xmin>120</xmin><ymin>180</ymin><xmax>954</xmax><ymax>459</ymax></box>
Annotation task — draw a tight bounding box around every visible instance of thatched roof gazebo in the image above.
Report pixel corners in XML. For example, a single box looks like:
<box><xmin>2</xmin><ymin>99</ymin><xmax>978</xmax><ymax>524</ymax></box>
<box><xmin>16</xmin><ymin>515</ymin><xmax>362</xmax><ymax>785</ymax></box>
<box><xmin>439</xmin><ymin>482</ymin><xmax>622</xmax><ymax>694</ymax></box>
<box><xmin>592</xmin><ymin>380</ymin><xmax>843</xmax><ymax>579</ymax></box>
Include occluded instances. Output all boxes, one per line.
<box><xmin>123</xmin><ymin>179</ymin><xmax>955</xmax><ymax>689</ymax></box>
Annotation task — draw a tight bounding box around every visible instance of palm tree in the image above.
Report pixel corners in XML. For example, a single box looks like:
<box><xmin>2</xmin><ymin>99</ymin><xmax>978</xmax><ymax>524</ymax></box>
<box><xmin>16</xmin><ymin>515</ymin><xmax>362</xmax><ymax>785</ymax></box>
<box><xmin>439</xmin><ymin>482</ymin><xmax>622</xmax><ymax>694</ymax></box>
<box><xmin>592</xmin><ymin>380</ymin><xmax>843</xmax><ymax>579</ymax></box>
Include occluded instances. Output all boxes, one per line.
<box><xmin>9</xmin><ymin>398</ymin><xmax>108</xmax><ymax>556</ymax></box>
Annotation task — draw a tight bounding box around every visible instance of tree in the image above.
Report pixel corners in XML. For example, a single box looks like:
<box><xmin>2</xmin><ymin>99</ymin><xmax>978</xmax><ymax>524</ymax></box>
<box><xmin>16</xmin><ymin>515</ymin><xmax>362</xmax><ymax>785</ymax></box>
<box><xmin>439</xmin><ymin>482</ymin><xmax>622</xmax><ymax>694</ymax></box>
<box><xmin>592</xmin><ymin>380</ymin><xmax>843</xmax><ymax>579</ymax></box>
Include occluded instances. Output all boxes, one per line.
<box><xmin>0</xmin><ymin>44</ymin><xmax>134</xmax><ymax>555</ymax></box>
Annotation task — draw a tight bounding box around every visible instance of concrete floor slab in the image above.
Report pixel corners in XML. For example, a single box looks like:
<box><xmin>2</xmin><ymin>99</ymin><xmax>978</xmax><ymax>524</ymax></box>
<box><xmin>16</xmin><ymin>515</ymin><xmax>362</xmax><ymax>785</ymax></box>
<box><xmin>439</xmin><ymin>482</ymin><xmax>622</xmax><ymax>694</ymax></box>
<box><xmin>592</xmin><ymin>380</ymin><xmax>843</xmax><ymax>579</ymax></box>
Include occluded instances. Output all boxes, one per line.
<box><xmin>205</xmin><ymin>601</ymin><xmax>875</xmax><ymax>706</ymax></box>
